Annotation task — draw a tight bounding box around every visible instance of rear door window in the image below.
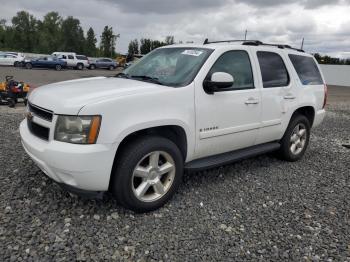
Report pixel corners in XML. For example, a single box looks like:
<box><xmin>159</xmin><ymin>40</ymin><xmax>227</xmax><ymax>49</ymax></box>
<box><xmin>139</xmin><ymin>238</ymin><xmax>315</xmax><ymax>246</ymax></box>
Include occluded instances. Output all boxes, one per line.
<box><xmin>68</xmin><ymin>55</ymin><xmax>74</xmax><ymax>59</ymax></box>
<box><xmin>257</xmin><ymin>51</ymin><xmax>290</xmax><ymax>88</ymax></box>
<box><xmin>289</xmin><ymin>54</ymin><xmax>323</xmax><ymax>85</ymax></box>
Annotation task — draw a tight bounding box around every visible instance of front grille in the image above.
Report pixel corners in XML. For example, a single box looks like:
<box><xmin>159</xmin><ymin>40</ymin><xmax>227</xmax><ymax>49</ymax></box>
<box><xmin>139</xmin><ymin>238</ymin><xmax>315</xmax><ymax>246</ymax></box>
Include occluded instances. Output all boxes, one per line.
<box><xmin>27</xmin><ymin>118</ymin><xmax>50</xmax><ymax>140</ymax></box>
<box><xmin>28</xmin><ymin>103</ymin><xmax>53</xmax><ymax>122</ymax></box>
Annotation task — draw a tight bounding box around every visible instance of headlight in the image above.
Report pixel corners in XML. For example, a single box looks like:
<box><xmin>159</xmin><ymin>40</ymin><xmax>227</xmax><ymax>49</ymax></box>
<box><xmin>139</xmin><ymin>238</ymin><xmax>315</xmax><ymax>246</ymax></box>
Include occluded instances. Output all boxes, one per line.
<box><xmin>54</xmin><ymin>115</ymin><xmax>101</xmax><ymax>144</ymax></box>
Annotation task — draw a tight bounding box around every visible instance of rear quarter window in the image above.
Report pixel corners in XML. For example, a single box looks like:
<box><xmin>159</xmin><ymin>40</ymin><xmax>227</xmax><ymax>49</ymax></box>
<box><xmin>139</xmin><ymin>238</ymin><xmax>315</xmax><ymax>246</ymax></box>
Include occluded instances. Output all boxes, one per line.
<box><xmin>289</xmin><ymin>54</ymin><xmax>323</xmax><ymax>85</ymax></box>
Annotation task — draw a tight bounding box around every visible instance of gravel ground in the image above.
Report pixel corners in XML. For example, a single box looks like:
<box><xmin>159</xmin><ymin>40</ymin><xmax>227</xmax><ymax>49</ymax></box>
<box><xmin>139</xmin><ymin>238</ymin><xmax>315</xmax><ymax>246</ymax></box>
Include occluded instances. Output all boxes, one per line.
<box><xmin>0</xmin><ymin>102</ymin><xmax>350</xmax><ymax>261</ymax></box>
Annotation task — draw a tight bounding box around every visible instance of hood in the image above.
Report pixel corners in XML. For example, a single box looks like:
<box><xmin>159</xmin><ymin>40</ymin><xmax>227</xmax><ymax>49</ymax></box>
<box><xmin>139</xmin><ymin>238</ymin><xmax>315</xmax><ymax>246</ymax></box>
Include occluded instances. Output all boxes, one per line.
<box><xmin>29</xmin><ymin>77</ymin><xmax>168</xmax><ymax>114</ymax></box>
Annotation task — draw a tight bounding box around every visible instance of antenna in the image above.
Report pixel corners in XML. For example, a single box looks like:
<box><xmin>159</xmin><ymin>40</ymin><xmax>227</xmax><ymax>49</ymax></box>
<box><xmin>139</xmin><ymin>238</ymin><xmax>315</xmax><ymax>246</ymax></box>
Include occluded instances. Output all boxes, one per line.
<box><xmin>301</xmin><ymin>37</ymin><xmax>304</xmax><ymax>50</ymax></box>
<box><xmin>244</xmin><ymin>30</ymin><xmax>248</xmax><ymax>40</ymax></box>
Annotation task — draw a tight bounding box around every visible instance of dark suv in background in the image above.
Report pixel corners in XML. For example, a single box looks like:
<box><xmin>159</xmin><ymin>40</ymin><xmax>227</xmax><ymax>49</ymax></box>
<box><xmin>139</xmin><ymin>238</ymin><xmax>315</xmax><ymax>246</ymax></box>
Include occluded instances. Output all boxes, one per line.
<box><xmin>88</xmin><ymin>58</ymin><xmax>117</xmax><ymax>70</ymax></box>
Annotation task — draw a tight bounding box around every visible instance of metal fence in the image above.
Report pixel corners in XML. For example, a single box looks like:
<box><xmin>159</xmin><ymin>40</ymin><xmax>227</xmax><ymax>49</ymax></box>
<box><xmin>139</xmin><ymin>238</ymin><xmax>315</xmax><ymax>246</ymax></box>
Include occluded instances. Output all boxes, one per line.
<box><xmin>320</xmin><ymin>65</ymin><xmax>350</xmax><ymax>87</ymax></box>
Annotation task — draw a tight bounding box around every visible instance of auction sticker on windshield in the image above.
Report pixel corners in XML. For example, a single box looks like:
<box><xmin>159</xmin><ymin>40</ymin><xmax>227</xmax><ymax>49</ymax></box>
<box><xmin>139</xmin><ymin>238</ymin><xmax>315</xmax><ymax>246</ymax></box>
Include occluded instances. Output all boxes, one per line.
<box><xmin>181</xmin><ymin>50</ymin><xmax>204</xmax><ymax>56</ymax></box>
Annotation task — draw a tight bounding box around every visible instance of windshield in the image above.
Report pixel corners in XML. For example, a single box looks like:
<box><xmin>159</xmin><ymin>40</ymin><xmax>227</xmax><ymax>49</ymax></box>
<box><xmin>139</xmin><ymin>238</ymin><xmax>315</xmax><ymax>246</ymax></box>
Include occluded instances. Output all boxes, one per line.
<box><xmin>123</xmin><ymin>47</ymin><xmax>213</xmax><ymax>87</ymax></box>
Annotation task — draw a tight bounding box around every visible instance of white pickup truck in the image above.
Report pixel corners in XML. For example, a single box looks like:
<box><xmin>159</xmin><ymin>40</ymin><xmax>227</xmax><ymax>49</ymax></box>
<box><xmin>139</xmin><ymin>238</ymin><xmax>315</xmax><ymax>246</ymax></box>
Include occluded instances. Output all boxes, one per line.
<box><xmin>51</xmin><ymin>52</ymin><xmax>89</xmax><ymax>70</ymax></box>
<box><xmin>20</xmin><ymin>40</ymin><xmax>326</xmax><ymax>212</ymax></box>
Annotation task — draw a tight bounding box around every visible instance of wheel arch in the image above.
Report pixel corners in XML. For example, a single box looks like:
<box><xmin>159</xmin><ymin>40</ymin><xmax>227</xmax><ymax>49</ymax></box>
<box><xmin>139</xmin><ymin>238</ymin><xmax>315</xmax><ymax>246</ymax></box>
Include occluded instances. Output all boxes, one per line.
<box><xmin>109</xmin><ymin>125</ymin><xmax>188</xmax><ymax>190</ymax></box>
<box><xmin>115</xmin><ymin>125</ymin><xmax>188</xmax><ymax>160</ymax></box>
<box><xmin>291</xmin><ymin>106</ymin><xmax>315</xmax><ymax>127</ymax></box>
<box><xmin>76</xmin><ymin>62</ymin><xmax>84</xmax><ymax>69</ymax></box>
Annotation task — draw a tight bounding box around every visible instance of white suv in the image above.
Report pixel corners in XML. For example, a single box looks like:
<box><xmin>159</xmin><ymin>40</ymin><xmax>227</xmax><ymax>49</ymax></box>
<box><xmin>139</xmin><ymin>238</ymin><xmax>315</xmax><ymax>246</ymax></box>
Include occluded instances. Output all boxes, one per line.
<box><xmin>20</xmin><ymin>40</ymin><xmax>326</xmax><ymax>212</ymax></box>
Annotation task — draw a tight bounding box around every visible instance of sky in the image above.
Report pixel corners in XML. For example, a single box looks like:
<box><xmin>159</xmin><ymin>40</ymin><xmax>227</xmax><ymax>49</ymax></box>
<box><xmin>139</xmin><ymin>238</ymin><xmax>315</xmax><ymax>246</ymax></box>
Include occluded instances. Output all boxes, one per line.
<box><xmin>0</xmin><ymin>0</ymin><xmax>350</xmax><ymax>57</ymax></box>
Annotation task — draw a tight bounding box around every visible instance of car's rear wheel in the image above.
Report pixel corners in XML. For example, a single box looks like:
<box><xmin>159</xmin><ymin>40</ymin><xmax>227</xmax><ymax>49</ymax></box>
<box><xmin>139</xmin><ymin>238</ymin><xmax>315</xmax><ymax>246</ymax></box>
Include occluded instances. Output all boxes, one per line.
<box><xmin>278</xmin><ymin>114</ymin><xmax>310</xmax><ymax>162</ymax></box>
<box><xmin>77</xmin><ymin>63</ymin><xmax>84</xmax><ymax>70</ymax></box>
<box><xmin>111</xmin><ymin>136</ymin><xmax>183</xmax><ymax>213</ymax></box>
<box><xmin>55</xmin><ymin>64</ymin><xmax>62</xmax><ymax>71</ymax></box>
<box><xmin>109</xmin><ymin>65</ymin><xmax>115</xmax><ymax>70</ymax></box>
<box><xmin>14</xmin><ymin>61</ymin><xmax>19</xmax><ymax>67</ymax></box>
<box><xmin>89</xmin><ymin>64</ymin><xmax>96</xmax><ymax>70</ymax></box>
<box><xmin>25</xmin><ymin>63</ymin><xmax>32</xmax><ymax>69</ymax></box>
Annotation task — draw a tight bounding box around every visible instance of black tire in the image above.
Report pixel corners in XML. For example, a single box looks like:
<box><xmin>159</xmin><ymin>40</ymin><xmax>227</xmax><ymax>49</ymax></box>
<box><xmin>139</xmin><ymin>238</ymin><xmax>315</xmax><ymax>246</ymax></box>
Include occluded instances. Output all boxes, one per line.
<box><xmin>111</xmin><ymin>136</ymin><xmax>184</xmax><ymax>213</ymax></box>
<box><xmin>14</xmin><ymin>61</ymin><xmax>19</xmax><ymax>67</ymax></box>
<box><xmin>89</xmin><ymin>64</ymin><xmax>96</xmax><ymax>70</ymax></box>
<box><xmin>8</xmin><ymin>99</ymin><xmax>15</xmax><ymax>108</ymax></box>
<box><xmin>278</xmin><ymin>114</ymin><xmax>310</xmax><ymax>162</ymax></box>
<box><xmin>25</xmin><ymin>63</ymin><xmax>32</xmax><ymax>69</ymax></box>
<box><xmin>55</xmin><ymin>64</ymin><xmax>62</xmax><ymax>71</ymax></box>
<box><xmin>108</xmin><ymin>65</ymin><xmax>115</xmax><ymax>70</ymax></box>
<box><xmin>77</xmin><ymin>63</ymin><xmax>84</xmax><ymax>70</ymax></box>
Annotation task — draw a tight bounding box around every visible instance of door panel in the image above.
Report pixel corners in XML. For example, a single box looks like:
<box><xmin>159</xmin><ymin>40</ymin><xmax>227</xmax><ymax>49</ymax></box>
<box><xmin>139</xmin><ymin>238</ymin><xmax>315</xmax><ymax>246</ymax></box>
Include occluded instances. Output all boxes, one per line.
<box><xmin>194</xmin><ymin>50</ymin><xmax>261</xmax><ymax>159</ymax></box>
<box><xmin>255</xmin><ymin>50</ymin><xmax>297</xmax><ymax>144</ymax></box>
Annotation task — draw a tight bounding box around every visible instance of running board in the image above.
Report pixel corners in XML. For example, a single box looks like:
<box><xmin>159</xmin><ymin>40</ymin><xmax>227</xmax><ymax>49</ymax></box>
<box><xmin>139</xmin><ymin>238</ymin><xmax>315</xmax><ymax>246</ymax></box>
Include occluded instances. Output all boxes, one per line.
<box><xmin>185</xmin><ymin>142</ymin><xmax>280</xmax><ymax>172</ymax></box>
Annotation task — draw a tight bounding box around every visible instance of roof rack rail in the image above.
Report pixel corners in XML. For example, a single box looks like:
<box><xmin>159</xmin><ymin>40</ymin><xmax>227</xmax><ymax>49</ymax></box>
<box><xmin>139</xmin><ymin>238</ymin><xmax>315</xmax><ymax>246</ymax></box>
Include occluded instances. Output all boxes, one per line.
<box><xmin>203</xmin><ymin>39</ymin><xmax>262</xmax><ymax>45</ymax></box>
<box><xmin>203</xmin><ymin>38</ymin><xmax>304</xmax><ymax>52</ymax></box>
<box><xmin>250</xmin><ymin>42</ymin><xmax>305</xmax><ymax>52</ymax></box>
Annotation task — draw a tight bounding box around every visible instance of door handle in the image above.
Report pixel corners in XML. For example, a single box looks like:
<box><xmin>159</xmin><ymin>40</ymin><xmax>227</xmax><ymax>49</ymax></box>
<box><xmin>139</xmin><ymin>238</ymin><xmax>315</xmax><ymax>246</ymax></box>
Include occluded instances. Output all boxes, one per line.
<box><xmin>284</xmin><ymin>94</ymin><xmax>296</xmax><ymax>100</ymax></box>
<box><xmin>245</xmin><ymin>98</ymin><xmax>259</xmax><ymax>105</ymax></box>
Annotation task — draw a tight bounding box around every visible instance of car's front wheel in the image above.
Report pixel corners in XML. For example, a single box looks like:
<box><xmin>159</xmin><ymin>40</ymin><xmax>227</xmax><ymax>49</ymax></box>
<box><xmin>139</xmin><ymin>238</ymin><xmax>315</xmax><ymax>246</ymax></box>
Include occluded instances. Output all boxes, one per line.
<box><xmin>111</xmin><ymin>136</ymin><xmax>183</xmax><ymax>213</ymax></box>
<box><xmin>55</xmin><ymin>64</ymin><xmax>62</xmax><ymax>71</ymax></box>
<box><xmin>278</xmin><ymin>114</ymin><xmax>310</xmax><ymax>161</ymax></box>
<box><xmin>109</xmin><ymin>65</ymin><xmax>115</xmax><ymax>70</ymax></box>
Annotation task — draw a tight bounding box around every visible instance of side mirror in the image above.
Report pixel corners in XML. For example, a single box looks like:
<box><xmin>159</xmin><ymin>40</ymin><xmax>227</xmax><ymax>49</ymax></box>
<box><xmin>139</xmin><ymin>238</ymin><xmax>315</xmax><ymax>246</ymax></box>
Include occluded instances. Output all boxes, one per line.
<box><xmin>203</xmin><ymin>72</ymin><xmax>234</xmax><ymax>94</ymax></box>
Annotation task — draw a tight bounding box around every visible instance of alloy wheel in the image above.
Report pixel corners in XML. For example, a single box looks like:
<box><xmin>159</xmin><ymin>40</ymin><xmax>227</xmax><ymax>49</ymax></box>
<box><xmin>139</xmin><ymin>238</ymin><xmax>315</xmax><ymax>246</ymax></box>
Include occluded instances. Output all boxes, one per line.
<box><xmin>131</xmin><ymin>151</ymin><xmax>175</xmax><ymax>202</ymax></box>
<box><xmin>290</xmin><ymin>123</ymin><xmax>307</xmax><ymax>155</ymax></box>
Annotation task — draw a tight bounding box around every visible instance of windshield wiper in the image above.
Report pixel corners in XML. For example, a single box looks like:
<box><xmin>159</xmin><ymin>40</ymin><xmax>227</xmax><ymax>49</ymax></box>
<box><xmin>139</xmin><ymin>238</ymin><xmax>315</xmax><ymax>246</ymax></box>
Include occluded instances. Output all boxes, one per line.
<box><xmin>130</xmin><ymin>75</ymin><xmax>164</xmax><ymax>85</ymax></box>
<box><xmin>115</xmin><ymin>72</ymin><xmax>130</xmax><ymax>79</ymax></box>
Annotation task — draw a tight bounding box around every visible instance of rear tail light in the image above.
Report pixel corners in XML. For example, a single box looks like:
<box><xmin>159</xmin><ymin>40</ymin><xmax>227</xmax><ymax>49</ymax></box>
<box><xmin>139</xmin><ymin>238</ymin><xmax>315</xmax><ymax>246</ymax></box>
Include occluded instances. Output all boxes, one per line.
<box><xmin>323</xmin><ymin>84</ymin><xmax>328</xmax><ymax>109</ymax></box>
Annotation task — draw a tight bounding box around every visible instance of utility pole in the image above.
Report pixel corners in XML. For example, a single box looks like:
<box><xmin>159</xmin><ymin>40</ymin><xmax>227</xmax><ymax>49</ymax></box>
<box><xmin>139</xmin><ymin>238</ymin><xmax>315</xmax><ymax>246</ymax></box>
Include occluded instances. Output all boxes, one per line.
<box><xmin>244</xmin><ymin>30</ymin><xmax>248</xmax><ymax>40</ymax></box>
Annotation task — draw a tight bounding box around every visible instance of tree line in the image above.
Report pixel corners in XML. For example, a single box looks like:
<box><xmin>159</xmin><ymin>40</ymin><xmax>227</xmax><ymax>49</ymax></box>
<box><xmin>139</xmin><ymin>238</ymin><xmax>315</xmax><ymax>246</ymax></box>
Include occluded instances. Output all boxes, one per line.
<box><xmin>128</xmin><ymin>36</ymin><xmax>175</xmax><ymax>57</ymax></box>
<box><xmin>0</xmin><ymin>11</ymin><xmax>118</xmax><ymax>57</ymax></box>
<box><xmin>314</xmin><ymin>53</ymin><xmax>350</xmax><ymax>65</ymax></box>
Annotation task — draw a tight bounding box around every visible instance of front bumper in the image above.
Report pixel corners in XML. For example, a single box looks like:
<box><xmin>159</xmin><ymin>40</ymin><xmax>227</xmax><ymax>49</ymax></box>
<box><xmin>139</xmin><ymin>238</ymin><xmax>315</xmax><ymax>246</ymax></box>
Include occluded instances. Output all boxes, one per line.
<box><xmin>20</xmin><ymin>120</ymin><xmax>117</xmax><ymax>192</ymax></box>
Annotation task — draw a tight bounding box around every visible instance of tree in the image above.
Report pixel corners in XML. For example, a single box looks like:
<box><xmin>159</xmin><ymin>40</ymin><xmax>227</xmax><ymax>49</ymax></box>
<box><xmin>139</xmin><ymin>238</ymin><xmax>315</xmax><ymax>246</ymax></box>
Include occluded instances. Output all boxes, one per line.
<box><xmin>0</xmin><ymin>19</ymin><xmax>6</xmax><ymax>48</ymax></box>
<box><xmin>37</xmin><ymin>12</ymin><xmax>62</xmax><ymax>53</ymax></box>
<box><xmin>128</xmin><ymin>39</ymin><xmax>139</xmax><ymax>56</ymax></box>
<box><xmin>151</xmin><ymin>40</ymin><xmax>165</xmax><ymax>49</ymax></box>
<box><xmin>100</xmin><ymin>26</ymin><xmax>118</xmax><ymax>57</ymax></box>
<box><xmin>11</xmin><ymin>11</ymin><xmax>38</xmax><ymax>52</ymax></box>
<box><xmin>59</xmin><ymin>16</ymin><xmax>85</xmax><ymax>53</ymax></box>
<box><xmin>85</xmin><ymin>27</ymin><xmax>97</xmax><ymax>56</ymax></box>
<box><xmin>140</xmin><ymin>38</ymin><xmax>152</xmax><ymax>55</ymax></box>
<box><xmin>165</xmin><ymin>35</ymin><xmax>175</xmax><ymax>45</ymax></box>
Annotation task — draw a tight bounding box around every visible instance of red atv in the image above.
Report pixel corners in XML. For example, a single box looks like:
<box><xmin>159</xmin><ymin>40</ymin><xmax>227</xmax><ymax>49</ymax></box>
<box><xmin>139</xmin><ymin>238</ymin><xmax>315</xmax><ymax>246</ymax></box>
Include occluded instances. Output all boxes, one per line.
<box><xmin>0</xmin><ymin>76</ymin><xmax>31</xmax><ymax>108</ymax></box>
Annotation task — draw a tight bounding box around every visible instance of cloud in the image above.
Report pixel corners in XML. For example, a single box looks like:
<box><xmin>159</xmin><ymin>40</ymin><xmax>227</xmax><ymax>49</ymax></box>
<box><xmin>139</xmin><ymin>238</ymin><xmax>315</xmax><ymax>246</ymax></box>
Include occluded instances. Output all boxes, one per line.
<box><xmin>102</xmin><ymin>0</ymin><xmax>229</xmax><ymax>14</ymax></box>
<box><xmin>0</xmin><ymin>0</ymin><xmax>349</xmax><ymax>57</ymax></box>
